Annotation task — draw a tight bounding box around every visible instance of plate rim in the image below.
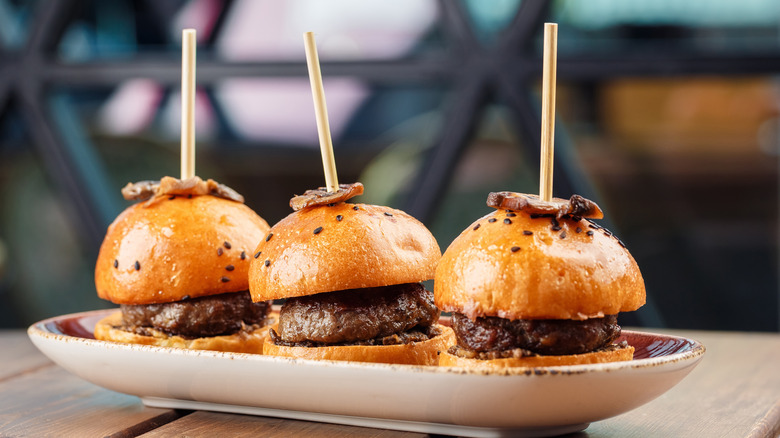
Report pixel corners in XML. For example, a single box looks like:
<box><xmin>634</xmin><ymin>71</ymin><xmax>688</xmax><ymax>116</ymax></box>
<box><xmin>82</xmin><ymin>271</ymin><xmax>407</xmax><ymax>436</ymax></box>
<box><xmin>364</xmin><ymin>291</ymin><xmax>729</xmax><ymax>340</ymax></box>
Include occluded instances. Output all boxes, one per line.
<box><xmin>25</xmin><ymin>308</ymin><xmax>707</xmax><ymax>436</ymax></box>
<box><xmin>27</xmin><ymin>308</ymin><xmax>706</xmax><ymax>377</ymax></box>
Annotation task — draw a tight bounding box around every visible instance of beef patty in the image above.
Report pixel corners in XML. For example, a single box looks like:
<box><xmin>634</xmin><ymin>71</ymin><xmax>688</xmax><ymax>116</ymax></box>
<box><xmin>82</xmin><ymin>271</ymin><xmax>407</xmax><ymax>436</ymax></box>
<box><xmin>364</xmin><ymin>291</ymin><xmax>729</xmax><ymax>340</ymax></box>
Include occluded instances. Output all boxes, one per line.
<box><xmin>275</xmin><ymin>282</ymin><xmax>439</xmax><ymax>345</ymax></box>
<box><xmin>121</xmin><ymin>291</ymin><xmax>271</xmax><ymax>338</ymax></box>
<box><xmin>451</xmin><ymin>313</ymin><xmax>620</xmax><ymax>356</ymax></box>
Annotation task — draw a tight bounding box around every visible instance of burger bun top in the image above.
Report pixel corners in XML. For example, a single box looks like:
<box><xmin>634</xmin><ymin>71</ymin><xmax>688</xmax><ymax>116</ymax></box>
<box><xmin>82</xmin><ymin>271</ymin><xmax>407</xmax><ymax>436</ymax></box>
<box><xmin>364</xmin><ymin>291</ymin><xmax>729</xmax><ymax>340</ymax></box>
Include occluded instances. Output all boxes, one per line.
<box><xmin>434</xmin><ymin>206</ymin><xmax>645</xmax><ymax>321</ymax></box>
<box><xmin>249</xmin><ymin>202</ymin><xmax>440</xmax><ymax>301</ymax></box>
<box><xmin>95</xmin><ymin>194</ymin><xmax>270</xmax><ymax>305</ymax></box>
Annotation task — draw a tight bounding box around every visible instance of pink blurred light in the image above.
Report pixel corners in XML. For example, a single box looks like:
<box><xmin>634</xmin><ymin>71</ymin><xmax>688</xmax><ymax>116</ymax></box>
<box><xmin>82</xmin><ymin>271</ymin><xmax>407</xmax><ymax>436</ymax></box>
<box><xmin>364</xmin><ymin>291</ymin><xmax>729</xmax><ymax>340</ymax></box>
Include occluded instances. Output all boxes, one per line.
<box><xmin>98</xmin><ymin>0</ymin><xmax>437</xmax><ymax>145</ymax></box>
<box><xmin>173</xmin><ymin>0</ymin><xmax>222</xmax><ymax>42</ymax></box>
<box><xmin>98</xmin><ymin>79</ymin><xmax>163</xmax><ymax>135</ymax></box>
<box><xmin>163</xmin><ymin>88</ymin><xmax>217</xmax><ymax>142</ymax></box>
<box><xmin>217</xmin><ymin>77</ymin><xmax>368</xmax><ymax>144</ymax></box>
<box><xmin>216</xmin><ymin>0</ymin><xmax>438</xmax><ymax>61</ymax></box>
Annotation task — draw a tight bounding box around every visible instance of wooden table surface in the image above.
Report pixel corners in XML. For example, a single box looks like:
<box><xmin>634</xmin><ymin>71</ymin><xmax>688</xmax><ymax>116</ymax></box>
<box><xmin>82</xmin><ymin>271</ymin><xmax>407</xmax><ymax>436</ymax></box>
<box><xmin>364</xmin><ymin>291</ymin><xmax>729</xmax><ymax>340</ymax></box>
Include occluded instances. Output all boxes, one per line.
<box><xmin>1</xmin><ymin>328</ymin><xmax>778</xmax><ymax>438</ymax></box>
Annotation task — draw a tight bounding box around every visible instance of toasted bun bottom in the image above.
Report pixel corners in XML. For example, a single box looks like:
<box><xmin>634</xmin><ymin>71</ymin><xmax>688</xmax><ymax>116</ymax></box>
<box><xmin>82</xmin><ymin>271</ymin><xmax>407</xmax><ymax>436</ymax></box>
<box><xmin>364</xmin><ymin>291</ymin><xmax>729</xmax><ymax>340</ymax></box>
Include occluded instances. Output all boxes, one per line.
<box><xmin>94</xmin><ymin>311</ymin><xmax>274</xmax><ymax>354</ymax></box>
<box><xmin>438</xmin><ymin>344</ymin><xmax>635</xmax><ymax>368</ymax></box>
<box><xmin>263</xmin><ymin>324</ymin><xmax>455</xmax><ymax>365</ymax></box>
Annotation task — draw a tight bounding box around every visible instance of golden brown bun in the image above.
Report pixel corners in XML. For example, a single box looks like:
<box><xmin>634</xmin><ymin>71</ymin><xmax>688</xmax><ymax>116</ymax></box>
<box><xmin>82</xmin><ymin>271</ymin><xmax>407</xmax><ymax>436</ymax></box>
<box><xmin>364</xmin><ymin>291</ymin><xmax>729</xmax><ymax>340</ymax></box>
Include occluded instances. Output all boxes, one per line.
<box><xmin>95</xmin><ymin>195</ymin><xmax>270</xmax><ymax>305</ymax></box>
<box><xmin>435</xmin><ymin>209</ymin><xmax>645</xmax><ymax>320</ymax></box>
<box><xmin>94</xmin><ymin>311</ymin><xmax>276</xmax><ymax>354</ymax></box>
<box><xmin>262</xmin><ymin>324</ymin><xmax>454</xmax><ymax>365</ymax></box>
<box><xmin>438</xmin><ymin>345</ymin><xmax>635</xmax><ymax>369</ymax></box>
<box><xmin>249</xmin><ymin>203</ymin><xmax>440</xmax><ymax>301</ymax></box>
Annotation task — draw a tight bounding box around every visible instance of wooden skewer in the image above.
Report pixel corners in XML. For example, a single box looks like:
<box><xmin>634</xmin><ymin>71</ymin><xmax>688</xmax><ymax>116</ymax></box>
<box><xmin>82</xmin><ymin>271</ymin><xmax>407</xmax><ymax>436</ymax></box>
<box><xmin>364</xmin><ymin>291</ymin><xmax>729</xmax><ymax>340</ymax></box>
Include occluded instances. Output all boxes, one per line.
<box><xmin>181</xmin><ymin>28</ymin><xmax>196</xmax><ymax>180</ymax></box>
<box><xmin>539</xmin><ymin>23</ymin><xmax>558</xmax><ymax>202</ymax></box>
<box><xmin>303</xmin><ymin>31</ymin><xmax>339</xmax><ymax>193</ymax></box>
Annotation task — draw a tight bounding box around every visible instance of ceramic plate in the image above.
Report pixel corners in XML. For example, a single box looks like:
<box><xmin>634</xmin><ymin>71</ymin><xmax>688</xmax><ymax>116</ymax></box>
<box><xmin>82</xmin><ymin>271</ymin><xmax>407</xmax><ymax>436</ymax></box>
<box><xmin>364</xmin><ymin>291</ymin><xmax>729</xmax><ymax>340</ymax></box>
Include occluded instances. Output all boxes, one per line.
<box><xmin>28</xmin><ymin>309</ymin><xmax>704</xmax><ymax>438</ymax></box>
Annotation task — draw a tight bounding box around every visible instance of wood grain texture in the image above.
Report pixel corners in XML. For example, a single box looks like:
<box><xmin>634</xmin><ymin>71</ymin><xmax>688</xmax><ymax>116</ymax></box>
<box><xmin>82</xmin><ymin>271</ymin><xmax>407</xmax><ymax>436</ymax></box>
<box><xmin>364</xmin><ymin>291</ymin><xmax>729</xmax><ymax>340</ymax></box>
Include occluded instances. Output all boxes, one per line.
<box><xmin>747</xmin><ymin>401</ymin><xmax>780</xmax><ymax>438</ymax></box>
<box><xmin>0</xmin><ymin>330</ymin><xmax>52</xmax><ymax>380</ymax></box>
<box><xmin>585</xmin><ymin>330</ymin><xmax>780</xmax><ymax>438</ymax></box>
<box><xmin>138</xmin><ymin>410</ymin><xmax>428</xmax><ymax>438</ymax></box>
<box><xmin>0</xmin><ymin>364</ymin><xmax>182</xmax><ymax>437</ymax></box>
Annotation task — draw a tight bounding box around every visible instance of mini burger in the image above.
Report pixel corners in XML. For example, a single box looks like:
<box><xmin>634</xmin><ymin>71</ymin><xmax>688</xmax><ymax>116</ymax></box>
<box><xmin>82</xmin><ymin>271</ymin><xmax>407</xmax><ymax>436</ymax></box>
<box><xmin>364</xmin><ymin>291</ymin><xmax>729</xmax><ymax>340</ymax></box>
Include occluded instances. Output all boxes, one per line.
<box><xmin>248</xmin><ymin>182</ymin><xmax>454</xmax><ymax>365</ymax></box>
<box><xmin>435</xmin><ymin>192</ymin><xmax>645</xmax><ymax>368</ymax></box>
<box><xmin>94</xmin><ymin>176</ymin><xmax>274</xmax><ymax>353</ymax></box>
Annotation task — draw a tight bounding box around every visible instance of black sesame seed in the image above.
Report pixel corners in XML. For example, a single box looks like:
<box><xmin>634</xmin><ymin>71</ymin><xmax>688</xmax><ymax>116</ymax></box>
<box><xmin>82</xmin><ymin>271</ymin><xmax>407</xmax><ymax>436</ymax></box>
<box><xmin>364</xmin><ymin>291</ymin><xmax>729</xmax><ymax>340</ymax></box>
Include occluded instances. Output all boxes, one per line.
<box><xmin>504</xmin><ymin>218</ymin><xmax>512</xmax><ymax>225</ymax></box>
<box><xmin>254</xmin><ymin>251</ymin><xmax>262</xmax><ymax>259</ymax></box>
<box><xmin>506</xmin><ymin>212</ymin><xmax>516</xmax><ymax>217</ymax></box>
<box><xmin>586</xmin><ymin>231</ymin><xmax>594</xmax><ymax>236</ymax></box>
<box><xmin>384</xmin><ymin>212</ymin><xmax>393</xmax><ymax>217</ymax></box>
<box><xmin>328</xmin><ymin>203</ymin><xmax>336</xmax><ymax>207</ymax></box>
<box><xmin>473</xmin><ymin>223</ymin><xmax>481</xmax><ymax>231</ymax></box>
<box><xmin>240</xmin><ymin>251</ymin><xmax>246</xmax><ymax>260</ymax></box>
<box><xmin>221</xmin><ymin>277</ymin><xmax>230</xmax><ymax>283</ymax></box>
<box><xmin>182</xmin><ymin>295</ymin><xmax>190</xmax><ymax>300</ymax></box>
<box><xmin>488</xmin><ymin>218</ymin><xmax>497</xmax><ymax>223</ymax></box>
<box><xmin>224</xmin><ymin>241</ymin><xmax>232</xmax><ymax>249</ymax></box>
<box><xmin>226</xmin><ymin>265</ymin><xmax>235</xmax><ymax>271</ymax></box>
<box><xmin>551</xmin><ymin>225</ymin><xmax>562</xmax><ymax>232</ymax></box>
<box><xmin>530</xmin><ymin>213</ymin><xmax>543</xmax><ymax>219</ymax></box>
<box><xmin>511</xmin><ymin>246</ymin><xmax>521</xmax><ymax>252</ymax></box>
<box><xmin>617</xmin><ymin>239</ymin><xmax>627</xmax><ymax>248</ymax></box>
<box><xmin>313</xmin><ymin>226</ymin><xmax>323</xmax><ymax>234</ymax></box>
<box><xmin>353</xmin><ymin>205</ymin><xmax>359</xmax><ymax>211</ymax></box>
<box><xmin>336</xmin><ymin>215</ymin><xmax>343</xmax><ymax>221</ymax></box>
<box><xmin>523</xmin><ymin>230</ymin><xmax>533</xmax><ymax>236</ymax></box>
<box><xmin>266</xmin><ymin>233</ymin><xmax>273</xmax><ymax>242</ymax></box>
<box><xmin>575</xmin><ymin>227</ymin><xmax>582</xmax><ymax>233</ymax></box>
<box><xmin>134</xmin><ymin>261</ymin><xmax>141</xmax><ymax>271</ymax></box>
<box><xmin>113</xmin><ymin>260</ymin><xmax>118</xmax><ymax>268</ymax></box>
<box><xmin>572</xmin><ymin>215</ymin><xmax>582</xmax><ymax>222</ymax></box>
<box><xmin>264</xmin><ymin>259</ymin><xmax>270</xmax><ymax>267</ymax></box>
<box><xmin>217</xmin><ymin>247</ymin><xmax>224</xmax><ymax>256</ymax></box>
<box><xmin>560</xmin><ymin>231</ymin><xmax>567</xmax><ymax>239</ymax></box>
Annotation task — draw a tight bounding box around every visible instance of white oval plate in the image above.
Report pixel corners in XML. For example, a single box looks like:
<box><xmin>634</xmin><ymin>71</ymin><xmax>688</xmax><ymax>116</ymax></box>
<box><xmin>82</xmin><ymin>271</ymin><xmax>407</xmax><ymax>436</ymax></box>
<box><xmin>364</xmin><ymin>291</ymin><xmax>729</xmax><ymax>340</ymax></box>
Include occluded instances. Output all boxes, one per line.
<box><xmin>28</xmin><ymin>309</ymin><xmax>704</xmax><ymax>438</ymax></box>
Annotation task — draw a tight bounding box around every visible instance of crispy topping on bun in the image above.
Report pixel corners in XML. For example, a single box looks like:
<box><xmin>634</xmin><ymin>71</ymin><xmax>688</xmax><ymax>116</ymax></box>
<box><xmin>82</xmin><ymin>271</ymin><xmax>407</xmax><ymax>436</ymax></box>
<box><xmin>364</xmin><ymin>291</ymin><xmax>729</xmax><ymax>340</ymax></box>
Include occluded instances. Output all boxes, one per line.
<box><xmin>289</xmin><ymin>182</ymin><xmax>364</xmax><ymax>211</ymax></box>
<box><xmin>121</xmin><ymin>176</ymin><xmax>244</xmax><ymax>205</ymax></box>
<box><xmin>486</xmin><ymin>192</ymin><xmax>603</xmax><ymax>219</ymax></box>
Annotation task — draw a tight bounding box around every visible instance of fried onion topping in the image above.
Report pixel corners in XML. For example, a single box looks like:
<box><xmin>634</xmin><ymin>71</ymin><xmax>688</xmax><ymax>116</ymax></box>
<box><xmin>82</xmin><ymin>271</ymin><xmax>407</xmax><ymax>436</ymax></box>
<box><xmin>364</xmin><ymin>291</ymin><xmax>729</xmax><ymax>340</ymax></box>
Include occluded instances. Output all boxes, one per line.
<box><xmin>121</xmin><ymin>176</ymin><xmax>244</xmax><ymax>206</ymax></box>
<box><xmin>486</xmin><ymin>192</ymin><xmax>603</xmax><ymax>219</ymax></box>
<box><xmin>289</xmin><ymin>182</ymin><xmax>364</xmax><ymax>211</ymax></box>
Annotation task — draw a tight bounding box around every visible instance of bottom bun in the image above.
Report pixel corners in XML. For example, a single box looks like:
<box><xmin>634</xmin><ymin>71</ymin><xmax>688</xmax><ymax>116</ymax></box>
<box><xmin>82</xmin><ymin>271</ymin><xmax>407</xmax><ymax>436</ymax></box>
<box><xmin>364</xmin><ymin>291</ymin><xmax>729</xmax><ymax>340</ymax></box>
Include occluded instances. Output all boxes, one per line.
<box><xmin>94</xmin><ymin>311</ymin><xmax>275</xmax><ymax>354</ymax></box>
<box><xmin>263</xmin><ymin>324</ymin><xmax>455</xmax><ymax>365</ymax></box>
<box><xmin>438</xmin><ymin>344</ymin><xmax>635</xmax><ymax>368</ymax></box>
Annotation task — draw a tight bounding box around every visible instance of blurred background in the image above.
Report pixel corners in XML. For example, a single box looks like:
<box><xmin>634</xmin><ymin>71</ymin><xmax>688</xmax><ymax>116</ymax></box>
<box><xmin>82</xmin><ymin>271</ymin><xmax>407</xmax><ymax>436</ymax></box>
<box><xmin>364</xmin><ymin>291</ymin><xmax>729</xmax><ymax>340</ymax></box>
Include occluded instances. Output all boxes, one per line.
<box><xmin>0</xmin><ymin>0</ymin><xmax>777</xmax><ymax>332</ymax></box>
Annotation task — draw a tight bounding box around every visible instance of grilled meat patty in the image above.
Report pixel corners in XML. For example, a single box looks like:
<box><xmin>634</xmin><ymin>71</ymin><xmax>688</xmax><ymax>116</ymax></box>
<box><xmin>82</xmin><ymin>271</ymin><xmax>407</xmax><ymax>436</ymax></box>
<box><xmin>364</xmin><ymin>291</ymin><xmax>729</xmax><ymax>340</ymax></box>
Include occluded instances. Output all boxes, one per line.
<box><xmin>121</xmin><ymin>291</ymin><xmax>271</xmax><ymax>338</ymax></box>
<box><xmin>450</xmin><ymin>313</ymin><xmax>620</xmax><ymax>356</ymax></box>
<box><xmin>275</xmin><ymin>282</ymin><xmax>438</xmax><ymax>345</ymax></box>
